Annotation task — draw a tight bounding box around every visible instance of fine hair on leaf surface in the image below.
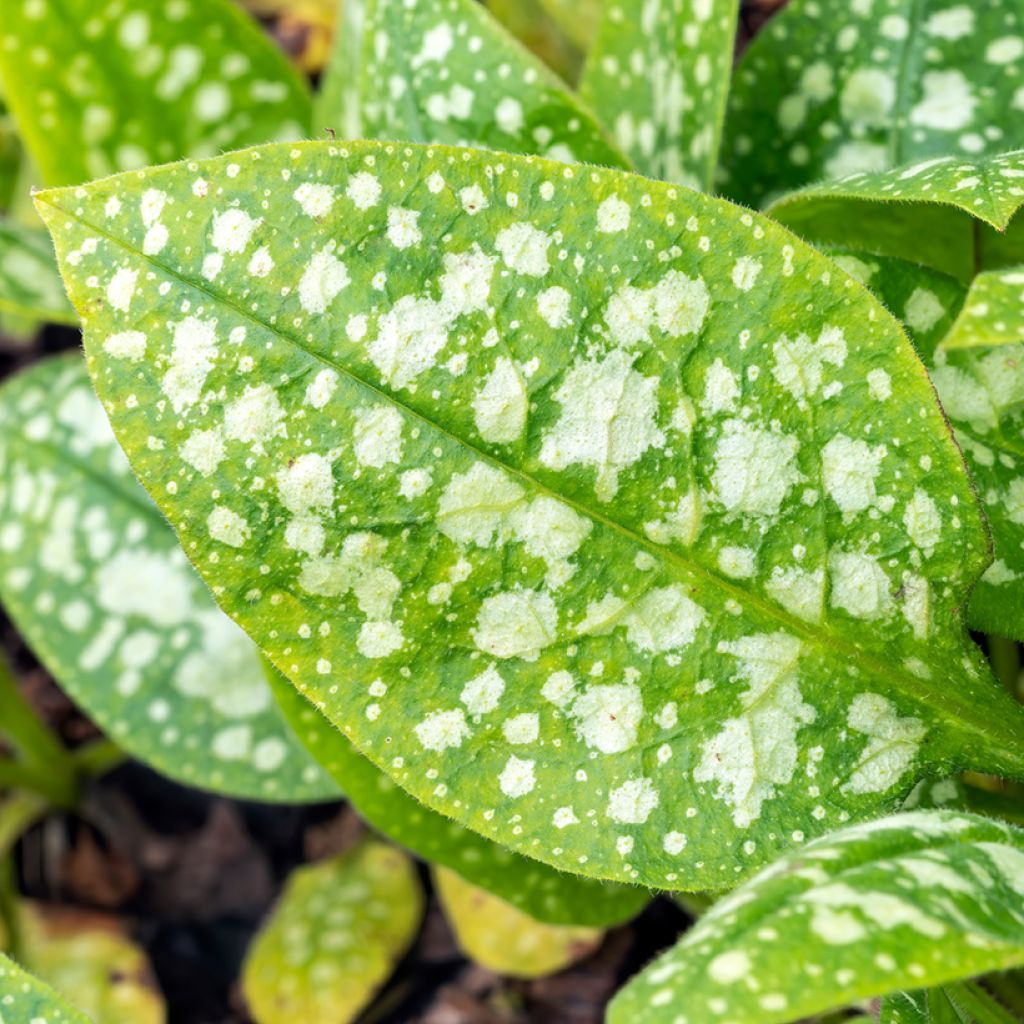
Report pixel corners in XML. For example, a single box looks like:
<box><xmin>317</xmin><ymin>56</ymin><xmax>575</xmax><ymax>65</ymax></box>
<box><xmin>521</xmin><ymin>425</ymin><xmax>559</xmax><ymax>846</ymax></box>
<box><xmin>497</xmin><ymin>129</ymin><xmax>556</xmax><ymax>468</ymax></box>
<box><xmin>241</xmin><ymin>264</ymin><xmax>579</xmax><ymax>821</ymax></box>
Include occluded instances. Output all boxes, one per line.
<box><xmin>35</xmin><ymin>139</ymin><xmax>1024</xmax><ymax>895</ymax></box>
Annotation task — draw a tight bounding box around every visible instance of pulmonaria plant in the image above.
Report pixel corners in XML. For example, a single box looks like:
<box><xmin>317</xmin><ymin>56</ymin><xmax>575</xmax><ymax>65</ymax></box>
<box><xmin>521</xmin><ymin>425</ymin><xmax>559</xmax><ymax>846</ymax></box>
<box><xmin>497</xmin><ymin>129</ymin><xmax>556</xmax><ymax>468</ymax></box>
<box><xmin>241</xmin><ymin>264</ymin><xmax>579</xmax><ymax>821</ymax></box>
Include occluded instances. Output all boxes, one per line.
<box><xmin>0</xmin><ymin>0</ymin><xmax>1022</xmax><ymax>1020</ymax></box>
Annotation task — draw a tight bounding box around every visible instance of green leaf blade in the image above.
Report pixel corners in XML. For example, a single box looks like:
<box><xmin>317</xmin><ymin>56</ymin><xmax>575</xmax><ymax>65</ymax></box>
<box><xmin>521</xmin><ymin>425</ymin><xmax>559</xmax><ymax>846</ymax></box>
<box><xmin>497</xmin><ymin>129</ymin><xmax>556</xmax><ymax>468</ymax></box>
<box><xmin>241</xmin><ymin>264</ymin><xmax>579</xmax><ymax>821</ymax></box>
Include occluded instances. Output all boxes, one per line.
<box><xmin>0</xmin><ymin>220</ymin><xmax>76</xmax><ymax>324</ymax></box>
<box><xmin>241</xmin><ymin>840</ymin><xmax>423</xmax><ymax>1023</ymax></box>
<box><xmin>609</xmin><ymin>811</ymin><xmax>1024</xmax><ymax>1024</ymax></box>
<box><xmin>720</xmin><ymin>0</ymin><xmax>1024</xmax><ymax>209</ymax></box>
<box><xmin>0</xmin><ymin>954</ymin><xmax>91</xmax><ymax>1023</ymax></box>
<box><xmin>0</xmin><ymin>0</ymin><xmax>311</xmax><ymax>188</ymax></box>
<box><xmin>266</xmin><ymin>661</ymin><xmax>649</xmax><ymax>926</ymax></box>
<box><xmin>0</xmin><ymin>355</ymin><xmax>338</xmax><ymax>803</ymax></box>
<box><xmin>36</xmin><ymin>140</ymin><xmax>1024</xmax><ymax>891</ymax></box>
<box><xmin>580</xmin><ymin>0</ymin><xmax>740</xmax><ymax>189</ymax></box>
<box><xmin>359</xmin><ymin>0</ymin><xmax>628</xmax><ymax>168</ymax></box>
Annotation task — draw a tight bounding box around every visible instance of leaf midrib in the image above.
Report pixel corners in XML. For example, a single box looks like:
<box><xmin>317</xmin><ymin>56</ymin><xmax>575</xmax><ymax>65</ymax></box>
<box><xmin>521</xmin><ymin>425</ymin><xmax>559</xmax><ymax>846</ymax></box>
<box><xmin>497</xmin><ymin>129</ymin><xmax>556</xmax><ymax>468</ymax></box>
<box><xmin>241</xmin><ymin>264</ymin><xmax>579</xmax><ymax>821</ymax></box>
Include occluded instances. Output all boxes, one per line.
<box><xmin>38</xmin><ymin>189</ymin><xmax>1024</xmax><ymax>770</ymax></box>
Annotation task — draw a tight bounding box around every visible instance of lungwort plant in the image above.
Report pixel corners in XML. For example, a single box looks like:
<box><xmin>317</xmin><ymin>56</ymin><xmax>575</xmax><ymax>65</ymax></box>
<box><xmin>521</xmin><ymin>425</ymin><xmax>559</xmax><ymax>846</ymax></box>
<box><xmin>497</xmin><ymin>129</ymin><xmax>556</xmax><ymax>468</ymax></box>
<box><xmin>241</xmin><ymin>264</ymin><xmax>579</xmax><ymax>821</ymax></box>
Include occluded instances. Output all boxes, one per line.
<box><xmin>0</xmin><ymin>0</ymin><xmax>1023</xmax><ymax>1019</ymax></box>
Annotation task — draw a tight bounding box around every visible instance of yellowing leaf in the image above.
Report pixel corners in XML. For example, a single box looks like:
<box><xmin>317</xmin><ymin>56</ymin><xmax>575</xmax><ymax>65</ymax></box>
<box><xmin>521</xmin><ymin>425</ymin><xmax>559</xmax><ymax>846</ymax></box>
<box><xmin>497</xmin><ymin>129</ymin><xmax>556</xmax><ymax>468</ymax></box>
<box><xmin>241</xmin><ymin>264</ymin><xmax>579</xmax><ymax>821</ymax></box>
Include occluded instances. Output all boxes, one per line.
<box><xmin>242</xmin><ymin>840</ymin><xmax>423</xmax><ymax>1023</ymax></box>
<box><xmin>0</xmin><ymin>953</ymin><xmax>91</xmax><ymax>1023</ymax></box>
<box><xmin>434</xmin><ymin>867</ymin><xmax>602</xmax><ymax>978</ymax></box>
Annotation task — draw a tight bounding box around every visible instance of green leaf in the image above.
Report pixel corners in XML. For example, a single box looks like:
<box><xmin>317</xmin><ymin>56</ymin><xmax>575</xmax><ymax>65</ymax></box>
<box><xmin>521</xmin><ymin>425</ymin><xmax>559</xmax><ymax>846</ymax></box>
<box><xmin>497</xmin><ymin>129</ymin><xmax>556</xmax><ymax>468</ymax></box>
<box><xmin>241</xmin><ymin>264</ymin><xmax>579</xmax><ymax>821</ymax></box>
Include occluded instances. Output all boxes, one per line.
<box><xmin>719</xmin><ymin>0</ymin><xmax>1024</xmax><ymax>209</ymax></box>
<box><xmin>767</xmin><ymin>150</ymin><xmax>1024</xmax><ymax>283</ymax></box>
<box><xmin>484</xmin><ymin>0</ymin><xmax>587</xmax><ymax>87</ymax></box>
<box><xmin>314</xmin><ymin>0</ymin><xmax>366</xmax><ymax>139</ymax></box>
<box><xmin>580</xmin><ymin>0</ymin><xmax>740</xmax><ymax>189</ymax></box>
<box><xmin>433</xmin><ymin>866</ymin><xmax>603</xmax><ymax>978</ymax></box>
<box><xmin>242</xmin><ymin>839</ymin><xmax>423</xmax><ymax>1023</ymax></box>
<box><xmin>883</xmin><ymin>984</ymin><xmax>1023</xmax><ymax>1024</ymax></box>
<box><xmin>0</xmin><ymin>953</ymin><xmax>91</xmax><ymax>1023</ymax></box>
<box><xmin>931</xmin><ymin>307</ymin><xmax>1024</xmax><ymax>641</ymax></box>
<box><xmin>265</xmin><ymin>660</ymin><xmax>649</xmax><ymax>926</ymax></box>
<box><xmin>0</xmin><ymin>0</ymin><xmax>311</xmax><ymax>188</ymax></box>
<box><xmin>0</xmin><ymin>355</ymin><xmax>338</xmax><ymax>803</ymax></box>
<box><xmin>357</xmin><ymin>0</ymin><xmax>628</xmax><ymax>168</ymax></box>
<box><xmin>0</xmin><ymin>220</ymin><xmax>76</xmax><ymax>324</ymax></box>
<box><xmin>37</xmin><ymin>140</ymin><xmax>1024</xmax><ymax>892</ymax></box>
<box><xmin>535</xmin><ymin>0</ymin><xmax>601</xmax><ymax>52</ymax></box>
<box><xmin>608</xmin><ymin>811</ymin><xmax>1024</xmax><ymax>1024</ymax></box>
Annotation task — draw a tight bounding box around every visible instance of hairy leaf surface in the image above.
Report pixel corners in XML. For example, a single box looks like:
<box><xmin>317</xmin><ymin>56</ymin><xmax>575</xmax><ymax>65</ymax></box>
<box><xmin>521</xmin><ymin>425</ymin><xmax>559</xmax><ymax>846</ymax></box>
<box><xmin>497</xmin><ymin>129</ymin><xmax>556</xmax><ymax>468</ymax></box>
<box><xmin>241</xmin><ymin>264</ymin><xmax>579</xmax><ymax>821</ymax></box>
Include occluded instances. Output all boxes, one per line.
<box><xmin>580</xmin><ymin>0</ymin><xmax>740</xmax><ymax>189</ymax></box>
<box><xmin>609</xmin><ymin>811</ymin><xmax>1024</xmax><ymax>1024</ymax></box>
<box><xmin>433</xmin><ymin>867</ymin><xmax>603</xmax><ymax>977</ymax></box>
<box><xmin>768</xmin><ymin>151</ymin><xmax>1024</xmax><ymax>282</ymax></box>
<box><xmin>0</xmin><ymin>356</ymin><xmax>337</xmax><ymax>802</ymax></box>
<box><xmin>359</xmin><ymin>0</ymin><xmax>627</xmax><ymax>168</ymax></box>
<box><xmin>0</xmin><ymin>954</ymin><xmax>89</xmax><ymax>1023</ymax></box>
<box><xmin>720</xmin><ymin>0</ymin><xmax>1024</xmax><ymax>208</ymax></box>
<box><xmin>0</xmin><ymin>0</ymin><xmax>311</xmax><ymax>188</ymax></box>
<box><xmin>38</xmin><ymin>141</ymin><xmax>1024</xmax><ymax>891</ymax></box>
<box><xmin>242</xmin><ymin>840</ymin><xmax>423</xmax><ymax>1023</ymax></box>
<box><xmin>265</xmin><ymin>661</ymin><xmax>649</xmax><ymax>926</ymax></box>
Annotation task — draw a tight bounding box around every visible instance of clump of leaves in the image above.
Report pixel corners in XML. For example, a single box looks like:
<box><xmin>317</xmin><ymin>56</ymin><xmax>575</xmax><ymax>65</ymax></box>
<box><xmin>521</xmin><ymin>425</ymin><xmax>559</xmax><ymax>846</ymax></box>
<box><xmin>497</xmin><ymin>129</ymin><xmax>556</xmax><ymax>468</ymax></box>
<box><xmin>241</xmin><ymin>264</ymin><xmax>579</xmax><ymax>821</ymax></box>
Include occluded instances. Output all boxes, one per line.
<box><xmin>0</xmin><ymin>0</ymin><xmax>1023</xmax><ymax>1020</ymax></box>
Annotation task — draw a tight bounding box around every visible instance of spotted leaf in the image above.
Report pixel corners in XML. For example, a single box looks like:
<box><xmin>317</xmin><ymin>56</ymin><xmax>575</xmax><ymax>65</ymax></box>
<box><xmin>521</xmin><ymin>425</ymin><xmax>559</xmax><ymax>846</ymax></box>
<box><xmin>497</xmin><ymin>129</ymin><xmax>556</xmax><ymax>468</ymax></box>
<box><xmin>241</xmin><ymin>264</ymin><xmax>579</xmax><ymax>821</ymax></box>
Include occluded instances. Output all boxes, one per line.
<box><xmin>358</xmin><ymin>0</ymin><xmax>628</xmax><ymax>168</ymax></box>
<box><xmin>37</xmin><ymin>141</ymin><xmax>1024</xmax><ymax>892</ymax></box>
<box><xmin>882</xmin><ymin>984</ymin><xmax>1022</xmax><ymax>1024</ymax></box>
<box><xmin>580</xmin><ymin>0</ymin><xmax>740</xmax><ymax>189</ymax></box>
<box><xmin>484</xmin><ymin>0</ymin><xmax>587</xmax><ymax>87</ymax></box>
<box><xmin>768</xmin><ymin>150</ymin><xmax>1024</xmax><ymax>283</ymax></box>
<box><xmin>609</xmin><ymin>811</ymin><xmax>1024</xmax><ymax>1024</ymax></box>
<box><xmin>0</xmin><ymin>220</ymin><xmax>76</xmax><ymax>324</ymax></box>
<box><xmin>433</xmin><ymin>866</ymin><xmax>603</xmax><ymax>978</ymax></box>
<box><xmin>265</xmin><ymin>660</ymin><xmax>649</xmax><ymax>927</ymax></box>
<box><xmin>242</xmin><ymin>840</ymin><xmax>423</xmax><ymax>1023</ymax></box>
<box><xmin>0</xmin><ymin>0</ymin><xmax>311</xmax><ymax>188</ymax></box>
<box><xmin>0</xmin><ymin>954</ymin><xmax>90</xmax><ymax>1024</ymax></box>
<box><xmin>719</xmin><ymin>0</ymin><xmax>1024</xmax><ymax>209</ymax></box>
<box><xmin>0</xmin><ymin>356</ymin><xmax>338</xmax><ymax>802</ymax></box>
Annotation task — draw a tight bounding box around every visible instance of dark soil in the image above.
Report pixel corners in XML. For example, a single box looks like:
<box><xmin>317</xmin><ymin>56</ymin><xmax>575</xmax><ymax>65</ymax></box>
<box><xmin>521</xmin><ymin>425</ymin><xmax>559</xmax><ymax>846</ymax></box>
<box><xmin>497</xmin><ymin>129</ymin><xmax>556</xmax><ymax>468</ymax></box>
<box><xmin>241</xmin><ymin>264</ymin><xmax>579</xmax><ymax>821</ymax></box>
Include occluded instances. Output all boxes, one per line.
<box><xmin>1</xmin><ymin>3</ymin><xmax>801</xmax><ymax>1021</ymax></box>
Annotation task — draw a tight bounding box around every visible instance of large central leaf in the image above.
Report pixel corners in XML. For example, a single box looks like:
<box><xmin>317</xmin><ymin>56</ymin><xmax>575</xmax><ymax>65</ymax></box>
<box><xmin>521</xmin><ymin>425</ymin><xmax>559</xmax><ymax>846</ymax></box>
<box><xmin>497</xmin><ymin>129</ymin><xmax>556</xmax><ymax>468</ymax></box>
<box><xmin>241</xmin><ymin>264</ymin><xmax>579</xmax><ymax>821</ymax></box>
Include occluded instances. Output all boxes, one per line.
<box><xmin>37</xmin><ymin>141</ymin><xmax>1024</xmax><ymax>890</ymax></box>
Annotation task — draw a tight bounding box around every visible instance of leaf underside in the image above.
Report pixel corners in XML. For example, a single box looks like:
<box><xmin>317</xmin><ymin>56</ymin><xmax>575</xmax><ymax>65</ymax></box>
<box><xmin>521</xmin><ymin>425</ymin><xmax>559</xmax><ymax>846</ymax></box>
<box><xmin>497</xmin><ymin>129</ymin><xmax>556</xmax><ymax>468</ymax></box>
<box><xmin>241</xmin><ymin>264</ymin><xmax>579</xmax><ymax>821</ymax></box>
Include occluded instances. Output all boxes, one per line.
<box><xmin>580</xmin><ymin>0</ymin><xmax>740</xmax><ymax>189</ymax></box>
<box><xmin>37</xmin><ymin>140</ymin><xmax>1024</xmax><ymax>892</ymax></box>
<box><xmin>0</xmin><ymin>0</ymin><xmax>311</xmax><ymax>188</ymax></box>
<box><xmin>265</xmin><ymin>660</ymin><xmax>649</xmax><ymax>926</ymax></box>
<box><xmin>0</xmin><ymin>953</ymin><xmax>91</xmax><ymax>1023</ymax></box>
<box><xmin>359</xmin><ymin>0</ymin><xmax>628</xmax><ymax>169</ymax></box>
<box><xmin>242</xmin><ymin>840</ymin><xmax>423</xmax><ymax>1023</ymax></box>
<box><xmin>609</xmin><ymin>811</ymin><xmax>1024</xmax><ymax>1024</ymax></box>
<box><xmin>720</xmin><ymin>0</ymin><xmax>1024</xmax><ymax>209</ymax></box>
<box><xmin>0</xmin><ymin>355</ymin><xmax>337</xmax><ymax>802</ymax></box>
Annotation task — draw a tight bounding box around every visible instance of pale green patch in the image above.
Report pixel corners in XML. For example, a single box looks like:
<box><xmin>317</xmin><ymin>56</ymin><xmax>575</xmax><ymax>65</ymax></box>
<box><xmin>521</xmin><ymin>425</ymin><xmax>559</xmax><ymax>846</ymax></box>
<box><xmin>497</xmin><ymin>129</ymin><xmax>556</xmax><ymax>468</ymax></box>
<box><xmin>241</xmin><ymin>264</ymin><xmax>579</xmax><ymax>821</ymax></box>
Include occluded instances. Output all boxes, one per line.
<box><xmin>242</xmin><ymin>840</ymin><xmax>423</xmax><ymax>1023</ymax></box>
<box><xmin>720</xmin><ymin>0</ymin><xmax>1024</xmax><ymax>208</ymax></box>
<box><xmin>265</xmin><ymin>661</ymin><xmax>649</xmax><ymax>926</ymax></box>
<box><xmin>768</xmin><ymin>150</ymin><xmax>1024</xmax><ymax>283</ymax></box>
<box><xmin>609</xmin><ymin>811</ymin><xmax>1024</xmax><ymax>1024</ymax></box>
<box><xmin>0</xmin><ymin>220</ymin><xmax>74</xmax><ymax>324</ymax></box>
<box><xmin>0</xmin><ymin>356</ymin><xmax>337</xmax><ymax>802</ymax></box>
<box><xmin>0</xmin><ymin>0</ymin><xmax>310</xmax><ymax>187</ymax></box>
<box><xmin>581</xmin><ymin>0</ymin><xmax>740</xmax><ymax>189</ymax></box>
<box><xmin>37</xmin><ymin>140</ymin><xmax>1024</xmax><ymax>891</ymax></box>
<box><xmin>314</xmin><ymin>0</ymin><xmax>366</xmax><ymax>139</ymax></box>
<box><xmin>433</xmin><ymin>867</ymin><xmax>603</xmax><ymax>978</ymax></box>
<box><xmin>0</xmin><ymin>953</ymin><xmax>90</xmax><ymax>1023</ymax></box>
<box><xmin>358</xmin><ymin>0</ymin><xmax>627</xmax><ymax>168</ymax></box>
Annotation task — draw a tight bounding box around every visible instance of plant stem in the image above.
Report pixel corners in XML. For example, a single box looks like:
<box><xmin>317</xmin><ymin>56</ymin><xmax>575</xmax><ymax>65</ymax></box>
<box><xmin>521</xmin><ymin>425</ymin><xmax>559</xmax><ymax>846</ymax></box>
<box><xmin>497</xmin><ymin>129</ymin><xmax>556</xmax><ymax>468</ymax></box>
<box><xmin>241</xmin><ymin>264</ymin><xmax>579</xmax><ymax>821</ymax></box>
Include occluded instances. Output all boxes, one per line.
<box><xmin>0</xmin><ymin>790</ymin><xmax>49</xmax><ymax>862</ymax></box>
<box><xmin>0</xmin><ymin>852</ymin><xmax>22</xmax><ymax>959</ymax></box>
<box><xmin>71</xmin><ymin>737</ymin><xmax>126</xmax><ymax>780</ymax></box>
<box><xmin>0</xmin><ymin>656</ymin><xmax>77</xmax><ymax>808</ymax></box>
<box><xmin>988</xmin><ymin>636</ymin><xmax>1022</xmax><ymax>698</ymax></box>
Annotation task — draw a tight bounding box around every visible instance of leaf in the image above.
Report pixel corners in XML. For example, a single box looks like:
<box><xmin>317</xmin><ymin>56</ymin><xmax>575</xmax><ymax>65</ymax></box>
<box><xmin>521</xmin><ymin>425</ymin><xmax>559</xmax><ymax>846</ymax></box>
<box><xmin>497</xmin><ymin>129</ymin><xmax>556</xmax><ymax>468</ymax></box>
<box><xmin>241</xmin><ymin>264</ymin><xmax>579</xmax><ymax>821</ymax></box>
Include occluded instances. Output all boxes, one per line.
<box><xmin>883</xmin><ymin>984</ymin><xmax>1024</xmax><ymax>1024</ymax></box>
<box><xmin>0</xmin><ymin>953</ymin><xmax>90</xmax><ymax>1023</ymax></box>
<box><xmin>242</xmin><ymin>839</ymin><xmax>423</xmax><ymax>1023</ymax></box>
<box><xmin>943</xmin><ymin>267</ymin><xmax>1024</xmax><ymax>352</ymax></box>
<box><xmin>357</xmin><ymin>0</ymin><xmax>628</xmax><ymax>167</ymax></box>
<box><xmin>18</xmin><ymin>905</ymin><xmax>164</xmax><ymax>1024</ymax></box>
<box><xmin>433</xmin><ymin>866</ymin><xmax>603</xmax><ymax>978</ymax></box>
<box><xmin>580</xmin><ymin>0</ymin><xmax>740</xmax><ymax>189</ymax></box>
<box><xmin>0</xmin><ymin>220</ymin><xmax>76</xmax><ymax>324</ymax></box>
<box><xmin>767</xmin><ymin>151</ymin><xmax>1024</xmax><ymax>283</ymax></box>
<box><xmin>0</xmin><ymin>0</ymin><xmax>311</xmax><ymax>188</ymax></box>
<box><xmin>313</xmin><ymin>0</ymin><xmax>366</xmax><ymax>139</ymax></box>
<box><xmin>264</xmin><ymin>660</ymin><xmax>649</xmax><ymax>926</ymax></box>
<box><xmin>0</xmin><ymin>355</ymin><xmax>338</xmax><ymax>803</ymax></box>
<box><xmin>484</xmin><ymin>0</ymin><xmax>587</xmax><ymax>87</ymax></box>
<box><xmin>37</xmin><ymin>140</ymin><xmax>1024</xmax><ymax>892</ymax></box>
<box><xmin>534</xmin><ymin>0</ymin><xmax>601</xmax><ymax>52</ymax></box>
<box><xmin>608</xmin><ymin>811</ymin><xmax>1024</xmax><ymax>1024</ymax></box>
<box><xmin>719</xmin><ymin>0</ymin><xmax>1024</xmax><ymax>209</ymax></box>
